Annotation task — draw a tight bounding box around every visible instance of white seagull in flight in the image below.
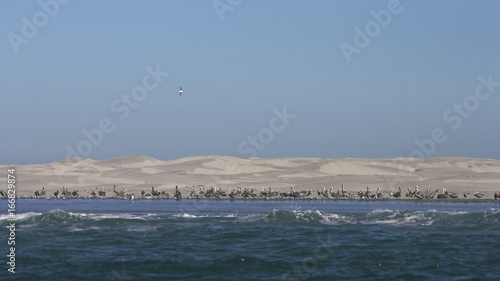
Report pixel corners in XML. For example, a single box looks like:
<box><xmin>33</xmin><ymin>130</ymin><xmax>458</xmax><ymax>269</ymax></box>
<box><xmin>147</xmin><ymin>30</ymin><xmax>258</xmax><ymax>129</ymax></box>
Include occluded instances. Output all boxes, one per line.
<box><xmin>179</xmin><ymin>87</ymin><xmax>183</xmax><ymax>97</ymax></box>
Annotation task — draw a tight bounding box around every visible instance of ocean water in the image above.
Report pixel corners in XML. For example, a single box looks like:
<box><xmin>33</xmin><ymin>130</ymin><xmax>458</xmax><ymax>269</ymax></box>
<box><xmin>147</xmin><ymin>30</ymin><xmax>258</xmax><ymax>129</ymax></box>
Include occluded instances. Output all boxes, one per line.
<box><xmin>2</xmin><ymin>199</ymin><xmax>500</xmax><ymax>281</ymax></box>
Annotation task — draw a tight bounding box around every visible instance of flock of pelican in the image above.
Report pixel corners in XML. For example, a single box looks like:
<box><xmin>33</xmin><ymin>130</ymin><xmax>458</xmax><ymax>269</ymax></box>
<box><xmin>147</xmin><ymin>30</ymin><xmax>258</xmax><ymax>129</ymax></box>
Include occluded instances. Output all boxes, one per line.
<box><xmin>390</xmin><ymin>185</ymin><xmax>491</xmax><ymax>200</ymax></box>
<box><xmin>0</xmin><ymin>184</ymin><xmax>498</xmax><ymax>201</ymax></box>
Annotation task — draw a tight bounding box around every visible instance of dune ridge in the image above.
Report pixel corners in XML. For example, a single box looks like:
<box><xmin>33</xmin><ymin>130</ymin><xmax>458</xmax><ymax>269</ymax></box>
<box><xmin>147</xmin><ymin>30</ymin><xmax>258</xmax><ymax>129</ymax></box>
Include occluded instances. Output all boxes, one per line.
<box><xmin>3</xmin><ymin>155</ymin><xmax>500</xmax><ymax>199</ymax></box>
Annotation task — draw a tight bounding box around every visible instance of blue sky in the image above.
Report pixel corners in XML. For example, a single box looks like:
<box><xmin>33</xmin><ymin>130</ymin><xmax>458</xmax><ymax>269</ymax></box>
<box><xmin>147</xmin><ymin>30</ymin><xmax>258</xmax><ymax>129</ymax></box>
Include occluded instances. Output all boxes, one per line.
<box><xmin>1</xmin><ymin>0</ymin><xmax>499</xmax><ymax>164</ymax></box>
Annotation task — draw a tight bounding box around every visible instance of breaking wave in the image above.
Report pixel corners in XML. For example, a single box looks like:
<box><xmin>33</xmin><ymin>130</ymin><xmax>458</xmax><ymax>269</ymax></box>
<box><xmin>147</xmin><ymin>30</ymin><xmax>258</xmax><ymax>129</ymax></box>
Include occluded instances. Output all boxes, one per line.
<box><xmin>2</xmin><ymin>208</ymin><xmax>499</xmax><ymax>228</ymax></box>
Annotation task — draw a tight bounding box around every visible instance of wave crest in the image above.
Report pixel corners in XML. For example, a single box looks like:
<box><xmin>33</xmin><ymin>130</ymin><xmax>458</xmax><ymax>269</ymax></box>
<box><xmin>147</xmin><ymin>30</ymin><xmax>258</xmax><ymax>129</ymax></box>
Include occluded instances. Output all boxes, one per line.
<box><xmin>2</xmin><ymin>208</ymin><xmax>499</xmax><ymax>227</ymax></box>
<box><xmin>257</xmin><ymin>209</ymin><xmax>351</xmax><ymax>225</ymax></box>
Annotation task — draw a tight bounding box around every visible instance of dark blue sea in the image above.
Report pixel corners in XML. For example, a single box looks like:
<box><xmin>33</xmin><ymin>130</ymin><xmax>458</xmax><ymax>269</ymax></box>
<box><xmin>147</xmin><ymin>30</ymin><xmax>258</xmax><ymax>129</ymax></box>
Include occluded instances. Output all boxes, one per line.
<box><xmin>2</xmin><ymin>199</ymin><xmax>500</xmax><ymax>280</ymax></box>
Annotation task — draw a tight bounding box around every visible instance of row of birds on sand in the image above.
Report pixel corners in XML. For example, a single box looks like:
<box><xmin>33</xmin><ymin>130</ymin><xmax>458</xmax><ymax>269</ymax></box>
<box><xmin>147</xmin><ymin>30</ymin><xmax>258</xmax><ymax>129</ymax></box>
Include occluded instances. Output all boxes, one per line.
<box><xmin>389</xmin><ymin>185</ymin><xmax>494</xmax><ymax>199</ymax></box>
<box><xmin>22</xmin><ymin>185</ymin><xmax>182</xmax><ymax>200</ymax></box>
<box><xmin>1</xmin><ymin>184</ymin><xmax>499</xmax><ymax>201</ymax></box>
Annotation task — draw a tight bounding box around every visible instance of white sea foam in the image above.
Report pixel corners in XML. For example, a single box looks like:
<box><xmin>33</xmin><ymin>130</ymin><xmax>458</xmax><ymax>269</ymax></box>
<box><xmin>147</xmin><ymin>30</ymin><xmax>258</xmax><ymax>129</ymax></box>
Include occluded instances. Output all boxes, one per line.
<box><xmin>173</xmin><ymin>213</ymin><xmax>241</xmax><ymax>218</ymax></box>
<box><xmin>0</xmin><ymin>211</ymin><xmax>41</xmax><ymax>222</ymax></box>
<box><xmin>69</xmin><ymin>212</ymin><xmax>156</xmax><ymax>221</ymax></box>
<box><xmin>174</xmin><ymin>213</ymin><xmax>201</xmax><ymax>218</ymax></box>
<box><xmin>127</xmin><ymin>225</ymin><xmax>158</xmax><ymax>232</ymax></box>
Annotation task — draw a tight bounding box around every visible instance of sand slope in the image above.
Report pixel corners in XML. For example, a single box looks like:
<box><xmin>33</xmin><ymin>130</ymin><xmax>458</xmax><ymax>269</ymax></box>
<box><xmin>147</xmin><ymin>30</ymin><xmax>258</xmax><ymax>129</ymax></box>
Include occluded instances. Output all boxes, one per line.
<box><xmin>3</xmin><ymin>155</ymin><xmax>500</xmax><ymax>198</ymax></box>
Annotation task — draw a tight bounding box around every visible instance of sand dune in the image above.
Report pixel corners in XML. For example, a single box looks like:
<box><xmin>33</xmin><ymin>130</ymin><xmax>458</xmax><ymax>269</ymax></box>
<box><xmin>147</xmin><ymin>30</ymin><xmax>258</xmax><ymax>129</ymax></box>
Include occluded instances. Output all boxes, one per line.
<box><xmin>2</xmin><ymin>155</ymin><xmax>500</xmax><ymax>198</ymax></box>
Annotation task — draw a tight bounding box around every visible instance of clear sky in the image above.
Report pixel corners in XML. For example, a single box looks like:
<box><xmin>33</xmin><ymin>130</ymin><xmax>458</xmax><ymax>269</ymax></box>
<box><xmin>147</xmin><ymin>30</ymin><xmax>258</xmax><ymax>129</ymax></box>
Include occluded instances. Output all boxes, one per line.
<box><xmin>1</xmin><ymin>0</ymin><xmax>499</xmax><ymax>164</ymax></box>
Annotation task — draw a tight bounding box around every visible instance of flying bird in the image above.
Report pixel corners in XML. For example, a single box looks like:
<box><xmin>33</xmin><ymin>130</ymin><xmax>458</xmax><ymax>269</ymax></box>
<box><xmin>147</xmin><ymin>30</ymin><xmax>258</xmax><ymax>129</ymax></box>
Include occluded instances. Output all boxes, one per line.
<box><xmin>179</xmin><ymin>87</ymin><xmax>183</xmax><ymax>97</ymax></box>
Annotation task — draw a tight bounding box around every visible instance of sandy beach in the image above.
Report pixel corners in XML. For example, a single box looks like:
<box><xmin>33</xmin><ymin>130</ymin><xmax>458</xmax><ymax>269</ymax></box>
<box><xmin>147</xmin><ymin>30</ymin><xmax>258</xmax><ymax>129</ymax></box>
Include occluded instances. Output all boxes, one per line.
<box><xmin>3</xmin><ymin>155</ymin><xmax>500</xmax><ymax>200</ymax></box>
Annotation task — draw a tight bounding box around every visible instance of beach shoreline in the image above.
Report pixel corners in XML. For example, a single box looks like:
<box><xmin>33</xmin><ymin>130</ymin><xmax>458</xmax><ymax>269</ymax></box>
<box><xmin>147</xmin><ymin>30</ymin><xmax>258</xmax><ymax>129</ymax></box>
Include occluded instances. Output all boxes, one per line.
<box><xmin>2</xmin><ymin>155</ymin><xmax>500</xmax><ymax>201</ymax></box>
<box><xmin>4</xmin><ymin>197</ymin><xmax>500</xmax><ymax>203</ymax></box>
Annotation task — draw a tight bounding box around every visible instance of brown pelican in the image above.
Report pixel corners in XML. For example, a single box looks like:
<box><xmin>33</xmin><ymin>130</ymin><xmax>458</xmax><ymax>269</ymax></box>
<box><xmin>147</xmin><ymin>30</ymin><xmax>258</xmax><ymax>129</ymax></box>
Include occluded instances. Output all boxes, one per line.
<box><xmin>142</xmin><ymin>189</ymin><xmax>152</xmax><ymax>199</ymax></box>
<box><xmin>437</xmin><ymin>188</ymin><xmax>448</xmax><ymax>199</ymax></box>
<box><xmin>413</xmin><ymin>186</ymin><xmax>423</xmax><ymax>199</ymax></box>
<box><xmin>151</xmin><ymin>186</ymin><xmax>161</xmax><ymax>196</ymax></box>
<box><xmin>474</xmin><ymin>192</ymin><xmax>484</xmax><ymax>199</ymax></box>
<box><xmin>218</xmin><ymin>188</ymin><xmax>227</xmax><ymax>197</ymax></box>
<box><xmin>174</xmin><ymin>185</ymin><xmax>182</xmax><ymax>200</ymax></box>
<box><xmin>321</xmin><ymin>187</ymin><xmax>328</xmax><ymax>198</ymax></box>
<box><xmin>35</xmin><ymin>186</ymin><xmax>46</xmax><ymax>197</ymax></box>
<box><xmin>495</xmin><ymin>191</ymin><xmax>499</xmax><ymax>200</ymax></box>
<box><xmin>113</xmin><ymin>185</ymin><xmax>126</xmax><ymax>197</ymax></box>
<box><xmin>54</xmin><ymin>190</ymin><xmax>59</xmax><ymax>198</ymax></box>
<box><xmin>365</xmin><ymin>186</ymin><xmax>372</xmax><ymax>198</ymax></box>
<box><xmin>96</xmin><ymin>186</ymin><xmax>106</xmax><ymax>197</ymax></box>
<box><xmin>391</xmin><ymin>186</ymin><xmax>402</xmax><ymax>198</ymax></box>
<box><xmin>126</xmin><ymin>192</ymin><xmax>134</xmax><ymax>200</ymax></box>
<box><xmin>357</xmin><ymin>191</ymin><xmax>365</xmax><ymax>199</ymax></box>
<box><xmin>427</xmin><ymin>189</ymin><xmax>440</xmax><ymax>199</ymax></box>
<box><xmin>62</xmin><ymin>186</ymin><xmax>71</xmax><ymax>196</ymax></box>
<box><xmin>260</xmin><ymin>188</ymin><xmax>267</xmax><ymax>197</ymax></box>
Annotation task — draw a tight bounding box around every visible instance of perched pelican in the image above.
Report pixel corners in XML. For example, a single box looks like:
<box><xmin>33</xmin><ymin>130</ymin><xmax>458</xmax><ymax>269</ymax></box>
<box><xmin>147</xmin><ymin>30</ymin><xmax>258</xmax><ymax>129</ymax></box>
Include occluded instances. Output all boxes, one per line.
<box><xmin>151</xmin><ymin>186</ymin><xmax>161</xmax><ymax>196</ymax></box>
<box><xmin>113</xmin><ymin>185</ymin><xmax>126</xmax><ymax>197</ymax></box>
<box><xmin>391</xmin><ymin>186</ymin><xmax>402</xmax><ymax>198</ymax></box>
<box><xmin>88</xmin><ymin>190</ymin><xmax>97</xmax><ymax>198</ymax></box>
<box><xmin>97</xmin><ymin>186</ymin><xmax>106</xmax><ymax>197</ymax></box>
<box><xmin>62</xmin><ymin>186</ymin><xmax>71</xmax><ymax>196</ymax></box>
<box><xmin>174</xmin><ymin>185</ymin><xmax>182</xmax><ymax>200</ymax></box>
<box><xmin>179</xmin><ymin>87</ymin><xmax>183</xmax><ymax>97</ymax></box>
<box><xmin>35</xmin><ymin>186</ymin><xmax>46</xmax><ymax>197</ymax></box>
